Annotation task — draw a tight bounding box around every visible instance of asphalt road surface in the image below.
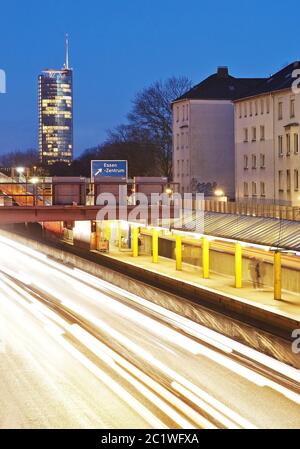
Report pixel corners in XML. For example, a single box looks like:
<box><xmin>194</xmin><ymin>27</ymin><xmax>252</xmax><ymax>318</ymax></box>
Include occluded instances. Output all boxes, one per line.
<box><xmin>0</xmin><ymin>233</ymin><xmax>300</xmax><ymax>429</ymax></box>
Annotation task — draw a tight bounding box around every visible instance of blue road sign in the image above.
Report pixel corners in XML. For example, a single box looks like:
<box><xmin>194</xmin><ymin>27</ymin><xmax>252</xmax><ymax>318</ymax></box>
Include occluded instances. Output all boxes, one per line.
<box><xmin>91</xmin><ymin>160</ymin><xmax>128</xmax><ymax>179</ymax></box>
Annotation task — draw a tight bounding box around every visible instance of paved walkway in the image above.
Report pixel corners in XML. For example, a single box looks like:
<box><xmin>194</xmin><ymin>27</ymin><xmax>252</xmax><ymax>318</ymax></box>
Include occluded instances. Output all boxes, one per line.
<box><xmin>99</xmin><ymin>247</ymin><xmax>300</xmax><ymax>323</ymax></box>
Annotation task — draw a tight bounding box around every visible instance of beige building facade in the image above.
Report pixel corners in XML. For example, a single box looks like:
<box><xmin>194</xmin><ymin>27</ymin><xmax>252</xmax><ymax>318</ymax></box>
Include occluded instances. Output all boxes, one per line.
<box><xmin>172</xmin><ymin>67</ymin><xmax>264</xmax><ymax>198</ymax></box>
<box><xmin>235</xmin><ymin>62</ymin><xmax>300</xmax><ymax>206</ymax></box>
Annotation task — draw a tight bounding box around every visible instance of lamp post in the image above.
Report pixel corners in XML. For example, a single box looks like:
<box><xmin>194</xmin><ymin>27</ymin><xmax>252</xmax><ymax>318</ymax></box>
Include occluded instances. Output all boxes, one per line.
<box><xmin>30</xmin><ymin>177</ymin><xmax>39</xmax><ymax>206</ymax></box>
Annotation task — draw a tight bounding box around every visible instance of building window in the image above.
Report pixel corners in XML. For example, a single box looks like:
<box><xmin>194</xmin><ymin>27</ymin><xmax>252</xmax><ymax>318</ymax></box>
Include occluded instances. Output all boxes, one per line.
<box><xmin>260</xmin><ymin>182</ymin><xmax>266</xmax><ymax>197</ymax></box>
<box><xmin>244</xmin><ymin>155</ymin><xmax>248</xmax><ymax>169</ymax></box>
<box><xmin>186</xmin><ymin>160</ymin><xmax>189</xmax><ymax>176</ymax></box>
<box><xmin>177</xmin><ymin>160</ymin><xmax>180</xmax><ymax>174</ymax></box>
<box><xmin>243</xmin><ymin>182</ymin><xmax>249</xmax><ymax>197</ymax></box>
<box><xmin>181</xmin><ymin>132</ymin><xmax>184</xmax><ymax>149</ymax></box>
<box><xmin>286</xmin><ymin>134</ymin><xmax>291</xmax><ymax>156</ymax></box>
<box><xmin>249</xmin><ymin>102</ymin><xmax>253</xmax><ymax>116</ymax></box>
<box><xmin>287</xmin><ymin>169</ymin><xmax>291</xmax><ymax>191</ymax></box>
<box><xmin>294</xmin><ymin>133</ymin><xmax>299</xmax><ymax>154</ymax></box>
<box><xmin>251</xmin><ymin>127</ymin><xmax>256</xmax><ymax>141</ymax></box>
<box><xmin>252</xmin><ymin>154</ymin><xmax>257</xmax><ymax>169</ymax></box>
<box><xmin>243</xmin><ymin>128</ymin><xmax>248</xmax><ymax>142</ymax></box>
<box><xmin>278</xmin><ymin>135</ymin><xmax>283</xmax><ymax>157</ymax></box>
<box><xmin>176</xmin><ymin>106</ymin><xmax>179</xmax><ymax>122</ymax></box>
<box><xmin>176</xmin><ymin>133</ymin><xmax>179</xmax><ymax>149</ymax></box>
<box><xmin>260</xmin><ymin>153</ymin><xmax>265</xmax><ymax>168</ymax></box>
<box><xmin>255</xmin><ymin>100</ymin><xmax>258</xmax><ymax>116</ymax></box>
<box><xmin>279</xmin><ymin>170</ymin><xmax>284</xmax><ymax>191</ymax></box>
<box><xmin>290</xmin><ymin>98</ymin><xmax>295</xmax><ymax>118</ymax></box>
<box><xmin>260</xmin><ymin>125</ymin><xmax>265</xmax><ymax>141</ymax></box>
<box><xmin>186</xmin><ymin>105</ymin><xmax>189</xmax><ymax>121</ymax></box>
<box><xmin>266</xmin><ymin>97</ymin><xmax>270</xmax><ymax>114</ymax></box>
<box><xmin>244</xmin><ymin>102</ymin><xmax>247</xmax><ymax>117</ymax></box>
<box><xmin>295</xmin><ymin>170</ymin><xmax>299</xmax><ymax>190</ymax></box>
<box><xmin>278</xmin><ymin>101</ymin><xmax>283</xmax><ymax>120</ymax></box>
<box><xmin>252</xmin><ymin>182</ymin><xmax>257</xmax><ymax>196</ymax></box>
<box><xmin>238</xmin><ymin>104</ymin><xmax>242</xmax><ymax>118</ymax></box>
<box><xmin>185</xmin><ymin>132</ymin><xmax>189</xmax><ymax>147</ymax></box>
<box><xmin>260</xmin><ymin>98</ymin><xmax>264</xmax><ymax>114</ymax></box>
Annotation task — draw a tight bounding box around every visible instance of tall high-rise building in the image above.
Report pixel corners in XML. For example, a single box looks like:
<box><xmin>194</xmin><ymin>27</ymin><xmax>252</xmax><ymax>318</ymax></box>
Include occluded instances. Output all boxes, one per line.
<box><xmin>38</xmin><ymin>34</ymin><xmax>73</xmax><ymax>165</ymax></box>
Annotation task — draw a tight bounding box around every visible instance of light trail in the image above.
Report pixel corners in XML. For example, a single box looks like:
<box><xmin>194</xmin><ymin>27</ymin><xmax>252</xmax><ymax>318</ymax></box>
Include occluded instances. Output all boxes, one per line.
<box><xmin>0</xmin><ymin>233</ymin><xmax>300</xmax><ymax>429</ymax></box>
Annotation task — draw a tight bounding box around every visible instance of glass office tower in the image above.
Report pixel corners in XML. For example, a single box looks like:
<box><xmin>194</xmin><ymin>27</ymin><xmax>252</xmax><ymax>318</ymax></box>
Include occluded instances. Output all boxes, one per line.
<box><xmin>38</xmin><ymin>36</ymin><xmax>73</xmax><ymax>165</ymax></box>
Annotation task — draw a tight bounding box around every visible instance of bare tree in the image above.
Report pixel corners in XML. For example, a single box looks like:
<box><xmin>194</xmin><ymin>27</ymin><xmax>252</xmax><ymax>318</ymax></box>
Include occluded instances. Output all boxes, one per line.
<box><xmin>127</xmin><ymin>76</ymin><xmax>192</xmax><ymax>178</ymax></box>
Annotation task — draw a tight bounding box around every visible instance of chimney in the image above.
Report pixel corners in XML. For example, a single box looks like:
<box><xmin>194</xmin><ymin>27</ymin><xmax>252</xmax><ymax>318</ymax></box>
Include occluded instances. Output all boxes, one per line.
<box><xmin>217</xmin><ymin>66</ymin><xmax>229</xmax><ymax>78</ymax></box>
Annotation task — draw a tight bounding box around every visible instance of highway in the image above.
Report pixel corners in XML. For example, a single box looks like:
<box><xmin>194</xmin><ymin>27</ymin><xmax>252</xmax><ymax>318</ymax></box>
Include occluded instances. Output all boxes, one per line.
<box><xmin>0</xmin><ymin>234</ymin><xmax>300</xmax><ymax>429</ymax></box>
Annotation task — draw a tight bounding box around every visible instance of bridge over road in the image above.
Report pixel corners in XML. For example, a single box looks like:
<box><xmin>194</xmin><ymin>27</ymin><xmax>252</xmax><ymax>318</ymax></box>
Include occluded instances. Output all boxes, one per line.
<box><xmin>0</xmin><ymin>205</ymin><xmax>176</xmax><ymax>225</ymax></box>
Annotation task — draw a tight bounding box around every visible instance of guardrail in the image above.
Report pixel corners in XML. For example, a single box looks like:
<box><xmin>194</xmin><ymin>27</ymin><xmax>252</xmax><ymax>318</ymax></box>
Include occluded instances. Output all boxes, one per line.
<box><xmin>200</xmin><ymin>199</ymin><xmax>300</xmax><ymax>221</ymax></box>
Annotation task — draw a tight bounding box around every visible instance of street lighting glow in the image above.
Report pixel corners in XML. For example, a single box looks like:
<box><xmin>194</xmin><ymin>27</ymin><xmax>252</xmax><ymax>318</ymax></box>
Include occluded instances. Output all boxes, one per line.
<box><xmin>30</xmin><ymin>177</ymin><xmax>39</xmax><ymax>184</ymax></box>
<box><xmin>16</xmin><ymin>167</ymin><xmax>25</xmax><ymax>174</ymax></box>
<box><xmin>214</xmin><ymin>189</ymin><xmax>224</xmax><ymax>197</ymax></box>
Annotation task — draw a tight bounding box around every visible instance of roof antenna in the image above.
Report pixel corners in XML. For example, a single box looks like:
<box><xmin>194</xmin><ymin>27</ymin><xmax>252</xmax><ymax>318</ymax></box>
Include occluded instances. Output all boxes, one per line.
<box><xmin>65</xmin><ymin>33</ymin><xmax>69</xmax><ymax>69</ymax></box>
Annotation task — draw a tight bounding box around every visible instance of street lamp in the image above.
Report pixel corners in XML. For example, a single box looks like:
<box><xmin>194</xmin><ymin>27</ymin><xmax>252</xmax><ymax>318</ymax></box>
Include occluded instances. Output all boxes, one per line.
<box><xmin>214</xmin><ymin>189</ymin><xmax>224</xmax><ymax>197</ymax></box>
<box><xmin>16</xmin><ymin>167</ymin><xmax>25</xmax><ymax>175</ymax></box>
<box><xmin>30</xmin><ymin>177</ymin><xmax>39</xmax><ymax>184</ymax></box>
<box><xmin>30</xmin><ymin>177</ymin><xmax>39</xmax><ymax>206</ymax></box>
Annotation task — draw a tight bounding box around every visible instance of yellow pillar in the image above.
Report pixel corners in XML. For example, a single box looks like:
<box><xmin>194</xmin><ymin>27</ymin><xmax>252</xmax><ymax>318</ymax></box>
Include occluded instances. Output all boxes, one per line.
<box><xmin>235</xmin><ymin>242</ymin><xmax>242</xmax><ymax>288</ymax></box>
<box><xmin>274</xmin><ymin>251</ymin><xmax>282</xmax><ymax>300</ymax></box>
<box><xmin>117</xmin><ymin>221</ymin><xmax>122</xmax><ymax>250</ymax></box>
<box><xmin>175</xmin><ymin>235</ymin><xmax>182</xmax><ymax>271</ymax></box>
<box><xmin>132</xmin><ymin>226</ymin><xmax>139</xmax><ymax>257</ymax></box>
<box><xmin>202</xmin><ymin>237</ymin><xmax>210</xmax><ymax>279</ymax></box>
<box><xmin>152</xmin><ymin>229</ymin><xmax>159</xmax><ymax>263</ymax></box>
<box><xmin>105</xmin><ymin>220</ymin><xmax>111</xmax><ymax>241</ymax></box>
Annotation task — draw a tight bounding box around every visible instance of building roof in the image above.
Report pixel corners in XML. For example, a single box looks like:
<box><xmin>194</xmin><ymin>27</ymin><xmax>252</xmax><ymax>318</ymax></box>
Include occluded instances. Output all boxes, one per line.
<box><xmin>177</xmin><ymin>211</ymin><xmax>300</xmax><ymax>251</ymax></box>
<box><xmin>173</xmin><ymin>67</ymin><xmax>266</xmax><ymax>102</ymax></box>
<box><xmin>235</xmin><ymin>61</ymin><xmax>300</xmax><ymax>100</ymax></box>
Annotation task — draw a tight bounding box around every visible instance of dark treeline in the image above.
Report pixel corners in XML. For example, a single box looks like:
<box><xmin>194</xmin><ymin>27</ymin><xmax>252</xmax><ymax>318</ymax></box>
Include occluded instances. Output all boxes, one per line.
<box><xmin>0</xmin><ymin>76</ymin><xmax>191</xmax><ymax>178</ymax></box>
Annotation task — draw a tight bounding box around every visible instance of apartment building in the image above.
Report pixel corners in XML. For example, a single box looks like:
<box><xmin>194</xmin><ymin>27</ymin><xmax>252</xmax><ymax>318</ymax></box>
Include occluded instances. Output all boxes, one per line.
<box><xmin>235</xmin><ymin>61</ymin><xmax>300</xmax><ymax>206</ymax></box>
<box><xmin>172</xmin><ymin>67</ymin><xmax>264</xmax><ymax>198</ymax></box>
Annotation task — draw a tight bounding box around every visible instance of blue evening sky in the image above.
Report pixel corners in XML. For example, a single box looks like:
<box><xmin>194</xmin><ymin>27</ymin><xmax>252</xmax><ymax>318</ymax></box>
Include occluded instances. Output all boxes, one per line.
<box><xmin>0</xmin><ymin>0</ymin><xmax>299</xmax><ymax>157</ymax></box>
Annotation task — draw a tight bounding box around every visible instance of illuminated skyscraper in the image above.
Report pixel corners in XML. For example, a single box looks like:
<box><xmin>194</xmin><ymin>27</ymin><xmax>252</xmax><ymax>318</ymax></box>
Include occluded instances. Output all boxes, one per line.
<box><xmin>38</xmin><ymin>34</ymin><xmax>73</xmax><ymax>165</ymax></box>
